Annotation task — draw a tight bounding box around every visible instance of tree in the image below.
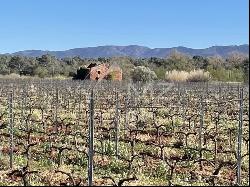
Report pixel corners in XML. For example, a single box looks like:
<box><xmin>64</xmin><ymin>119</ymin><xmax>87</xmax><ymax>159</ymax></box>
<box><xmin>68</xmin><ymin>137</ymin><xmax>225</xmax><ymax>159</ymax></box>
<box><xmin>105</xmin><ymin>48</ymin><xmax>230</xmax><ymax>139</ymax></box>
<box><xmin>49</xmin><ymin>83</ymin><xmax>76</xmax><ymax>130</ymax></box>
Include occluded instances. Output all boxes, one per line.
<box><xmin>207</xmin><ymin>56</ymin><xmax>225</xmax><ymax>69</ymax></box>
<box><xmin>242</xmin><ymin>58</ymin><xmax>249</xmax><ymax>83</ymax></box>
<box><xmin>109</xmin><ymin>57</ymin><xmax>134</xmax><ymax>81</ymax></box>
<box><xmin>131</xmin><ymin>66</ymin><xmax>157</xmax><ymax>82</ymax></box>
<box><xmin>153</xmin><ymin>67</ymin><xmax>166</xmax><ymax>80</ymax></box>
<box><xmin>33</xmin><ymin>66</ymin><xmax>49</xmax><ymax>78</ymax></box>
<box><xmin>9</xmin><ymin>56</ymin><xmax>25</xmax><ymax>74</ymax></box>
<box><xmin>226</xmin><ymin>52</ymin><xmax>248</xmax><ymax>69</ymax></box>
<box><xmin>0</xmin><ymin>63</ymin><xmax>9</xmax><ymax>75</ymax></box>
<box><xmin>72</xmin><ymin>67</ymin><xmax>89</xmax><ymax>80</ymax></box>
<box><xmin>192</xmin><ymin>56</ymin><xmax>209</xmax><ymax>69</ymax></box>
<box><xmin>0</xmin><ymin>55</ymin><xmax>11</xmax><ymax>74</ymax></box>
<box><xmin>165</xmin><ymin>50</ymin><xmax>194</xmax><ymax>71</ymax></box>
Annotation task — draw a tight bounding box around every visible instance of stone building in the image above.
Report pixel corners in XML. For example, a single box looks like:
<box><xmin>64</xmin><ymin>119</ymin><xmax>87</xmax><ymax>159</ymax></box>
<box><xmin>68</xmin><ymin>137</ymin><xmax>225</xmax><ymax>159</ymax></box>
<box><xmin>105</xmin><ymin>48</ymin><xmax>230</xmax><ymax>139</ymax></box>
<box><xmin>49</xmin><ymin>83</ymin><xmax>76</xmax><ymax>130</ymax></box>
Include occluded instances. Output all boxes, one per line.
<box><xmin>73</xmin><ymin>63</ymin><xmax>122</xmax><ymax>81</ymax></box>
<box><xmin>88</xmin><ymin>63</ymin><xmax>109</xmax><ymax>80</ymax></box>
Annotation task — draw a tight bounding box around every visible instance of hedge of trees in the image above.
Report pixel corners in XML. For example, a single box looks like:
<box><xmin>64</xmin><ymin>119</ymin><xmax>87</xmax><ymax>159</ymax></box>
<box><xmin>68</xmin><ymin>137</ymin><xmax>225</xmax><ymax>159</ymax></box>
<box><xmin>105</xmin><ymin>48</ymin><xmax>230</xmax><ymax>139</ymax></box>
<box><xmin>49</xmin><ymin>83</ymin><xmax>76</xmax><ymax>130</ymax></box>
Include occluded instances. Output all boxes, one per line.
<box><xmin>0</xmin><ymin>51</ymin><xmax>248</xmax><ymax>83</ymax></box>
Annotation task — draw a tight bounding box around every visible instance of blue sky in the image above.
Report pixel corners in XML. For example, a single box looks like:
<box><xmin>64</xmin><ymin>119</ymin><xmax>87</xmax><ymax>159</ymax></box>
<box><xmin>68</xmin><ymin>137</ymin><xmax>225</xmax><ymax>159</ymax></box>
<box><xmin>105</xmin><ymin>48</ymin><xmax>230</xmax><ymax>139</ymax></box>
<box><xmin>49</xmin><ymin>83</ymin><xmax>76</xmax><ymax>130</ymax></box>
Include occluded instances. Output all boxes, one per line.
<box><xmin>0</xmin><ymin>0</ymin><xmax>248</xmax><ymax>53</ymax></box>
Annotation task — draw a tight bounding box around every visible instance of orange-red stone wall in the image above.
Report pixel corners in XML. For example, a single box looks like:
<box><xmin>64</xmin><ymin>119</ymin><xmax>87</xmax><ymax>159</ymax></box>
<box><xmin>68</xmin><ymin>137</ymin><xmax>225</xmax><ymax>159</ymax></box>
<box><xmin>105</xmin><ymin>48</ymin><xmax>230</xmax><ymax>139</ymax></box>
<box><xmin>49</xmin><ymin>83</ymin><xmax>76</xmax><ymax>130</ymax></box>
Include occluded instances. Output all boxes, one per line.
<box><xmin>89</xmin><ymin>64</ymin><xmax>109</xmax><ymax>80</ymax></box>
<box><xmin>89</xmin><ymin>64</ymin><xmax>123</xmax><ymax>81</ymax></box>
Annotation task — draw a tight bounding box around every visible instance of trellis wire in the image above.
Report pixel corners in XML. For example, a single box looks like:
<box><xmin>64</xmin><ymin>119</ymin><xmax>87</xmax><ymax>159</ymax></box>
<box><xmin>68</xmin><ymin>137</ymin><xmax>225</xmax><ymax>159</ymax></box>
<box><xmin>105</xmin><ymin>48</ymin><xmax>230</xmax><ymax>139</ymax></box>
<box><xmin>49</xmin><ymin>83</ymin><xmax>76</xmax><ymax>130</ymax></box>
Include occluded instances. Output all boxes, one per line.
<box><xmin>0</xmin><ymin>80</ymin><xmax>248</xmax><ymax>186</ymax></box>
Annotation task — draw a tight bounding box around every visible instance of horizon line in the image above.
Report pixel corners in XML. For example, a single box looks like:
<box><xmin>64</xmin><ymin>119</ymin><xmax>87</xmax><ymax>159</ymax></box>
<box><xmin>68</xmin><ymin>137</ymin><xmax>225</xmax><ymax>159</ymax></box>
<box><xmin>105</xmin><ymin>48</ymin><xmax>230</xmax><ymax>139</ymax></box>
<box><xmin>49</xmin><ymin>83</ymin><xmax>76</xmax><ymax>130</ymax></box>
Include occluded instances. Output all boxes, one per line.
<box><xmin>1</xmin><ymin>43</ymin><xmax>249</xmax><ymax>54</ymax></box>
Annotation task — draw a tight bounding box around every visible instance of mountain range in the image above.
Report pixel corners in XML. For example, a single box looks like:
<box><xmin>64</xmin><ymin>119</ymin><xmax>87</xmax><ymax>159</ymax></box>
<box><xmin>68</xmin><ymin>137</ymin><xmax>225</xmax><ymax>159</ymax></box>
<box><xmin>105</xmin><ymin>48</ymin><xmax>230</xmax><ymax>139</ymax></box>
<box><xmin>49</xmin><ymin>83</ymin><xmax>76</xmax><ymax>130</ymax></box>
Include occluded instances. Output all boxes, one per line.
<box><xmin>6</xmin><ymin>44</ymin><xmax>249</xmax><ymax>58</ymax></box>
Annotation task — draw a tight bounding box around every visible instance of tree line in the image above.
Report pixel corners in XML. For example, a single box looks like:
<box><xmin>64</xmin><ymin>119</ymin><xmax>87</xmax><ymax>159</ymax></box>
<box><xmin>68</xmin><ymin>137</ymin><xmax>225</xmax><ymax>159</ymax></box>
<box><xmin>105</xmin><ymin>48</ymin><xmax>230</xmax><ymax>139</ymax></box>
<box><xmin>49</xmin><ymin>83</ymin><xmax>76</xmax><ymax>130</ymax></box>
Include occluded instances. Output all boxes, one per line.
<box><xmin>0</xmin><ymin>51</ymin><xmax>248</xmax><ymax>83</ymax></box>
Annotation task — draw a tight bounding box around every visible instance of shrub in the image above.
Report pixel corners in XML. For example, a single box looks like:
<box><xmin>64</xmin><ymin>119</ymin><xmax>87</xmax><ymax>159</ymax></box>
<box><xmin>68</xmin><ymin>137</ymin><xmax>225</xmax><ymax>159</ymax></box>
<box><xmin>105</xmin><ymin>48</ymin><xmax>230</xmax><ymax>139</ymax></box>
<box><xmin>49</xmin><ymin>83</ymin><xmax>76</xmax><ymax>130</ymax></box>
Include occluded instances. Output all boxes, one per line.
<box><xmin>34</xmin><ymin>67</ymin><xmax>49</xmax><ymax>78</ymax></box>
<box><xmin>243</xmin><ymin>58</ymin><xmax>249</xmax><ymax>83</ymax></box>
<box><xmin>105</xmin><ymin>71</ymin><xmax>116</xmax><ymax>80</ymax></box>
<box><xmin>72</xmin><ymin>67</ymin><xmax>89</xmax><ymax>80</ymax></box>
<box><xmin>131</xmin><ymin>66</ymin><xmax>157</xmax><ymax>82</ymax></box>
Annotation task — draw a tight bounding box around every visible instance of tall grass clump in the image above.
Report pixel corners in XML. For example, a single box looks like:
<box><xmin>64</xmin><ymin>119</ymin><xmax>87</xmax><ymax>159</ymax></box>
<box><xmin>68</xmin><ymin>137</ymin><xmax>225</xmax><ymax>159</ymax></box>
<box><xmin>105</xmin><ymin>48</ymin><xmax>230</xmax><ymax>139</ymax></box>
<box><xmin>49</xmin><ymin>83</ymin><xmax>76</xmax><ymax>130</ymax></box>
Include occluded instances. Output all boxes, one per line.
<box><xmin>165</xmin><ymin>69</ymin><xmax>210</xmax><ymax>82</ymax></box>
<box><xmin>187</xmin><ymin>69</ymin><xmax>210</xmax><ymax>82</ymax></box>
<box><xmin>0</xmin><ymin>73</ymin><xmax>33</xmax><ymax>79</ymax></box>
<box><xmin>165</xmin><ymin>70</ymin><xmax>189</xmax><ymax>82</ymax></box>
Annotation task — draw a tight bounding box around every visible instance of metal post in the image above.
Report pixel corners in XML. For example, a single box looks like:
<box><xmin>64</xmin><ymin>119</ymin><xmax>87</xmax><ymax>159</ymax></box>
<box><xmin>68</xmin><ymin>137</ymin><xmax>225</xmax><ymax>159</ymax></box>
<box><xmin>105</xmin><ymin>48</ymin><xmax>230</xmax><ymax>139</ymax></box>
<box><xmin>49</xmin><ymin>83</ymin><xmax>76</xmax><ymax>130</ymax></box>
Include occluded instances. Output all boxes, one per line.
<box><xmin>178</xmin><ymin>82</ymin><xmax>180</xmax><ymax>100</ymax></box>
<box><xmin>219</xmin><ymin>84</ymin><xmax>222</xmax><ymax>100</ymax></box>
<box><xmin>55</xmin><ymin>86</ymin><xmax>59</xmax><ymax>122</ymax></box>
<box><xmin>8</xmin><ymin>91</ymin><xmax>14</xmax><ymax>169</ymax></box>
<box><xmin>237</xmin><ymin>83</ymin><xmax>240</xmax><ymax>97</ymax></box>
<box><xmin>206</xmin><ymin>81</ymin><xmax>208</xmax><ymax>97</ymax></box>
<box><xmin>199</xmin><ymin>96</ymin><xmax>204</xmax><ymax>170</ymax></box>
<box><xmin>21</xmin><ymin>88</ymin><xmax>26</xmax><ymax>130</ymax></box>
<box><xmin>88</xmin><ymin>89</ymin><xmax>94</xmax><ymax>186</ymax></box>
<box><xmin>115</xmin><ymin>91</ymin><xmax>119</xmax><ymax>158</ymax></box>
<box><xmin>78</xmin><ymin>88</ymin><xmax>82</xmax><ymax>126</ymax></box>
<box><xmin>236</xmin><ymin>88</ymin><xmax>243</xmax><ymax>186</ymax></box>
<box><xmin>181</xmin><ymin>91</ymin><xmax>185</xmax><ymax>121</ymax></box>
<box><xmin>124</xmin><ymin>94</ymin><xmax>128</xmax><ymax>138</ymax></box>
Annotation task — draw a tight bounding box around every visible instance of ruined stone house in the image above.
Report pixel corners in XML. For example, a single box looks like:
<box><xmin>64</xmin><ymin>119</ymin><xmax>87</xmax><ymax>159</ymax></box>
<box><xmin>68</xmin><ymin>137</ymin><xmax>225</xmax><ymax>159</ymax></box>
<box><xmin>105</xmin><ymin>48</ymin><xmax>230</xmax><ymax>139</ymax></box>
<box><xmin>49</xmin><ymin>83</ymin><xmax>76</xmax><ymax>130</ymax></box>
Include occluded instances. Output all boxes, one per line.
<box><xmin>73</xmin><ymin>63</ymin><xmax>122</xmax><ymax>81</ymax></box>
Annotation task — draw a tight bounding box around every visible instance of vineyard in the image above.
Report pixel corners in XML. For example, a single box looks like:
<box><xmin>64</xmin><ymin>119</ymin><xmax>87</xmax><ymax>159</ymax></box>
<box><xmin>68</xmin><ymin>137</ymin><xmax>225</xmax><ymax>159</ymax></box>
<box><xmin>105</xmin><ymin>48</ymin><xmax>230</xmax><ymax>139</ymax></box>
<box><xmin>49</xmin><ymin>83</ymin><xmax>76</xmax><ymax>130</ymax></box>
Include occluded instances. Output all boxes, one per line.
<box><xmin>0</xmin><ymin>79</ymin><xmax>249</xmax><ymax>186</ymax></box>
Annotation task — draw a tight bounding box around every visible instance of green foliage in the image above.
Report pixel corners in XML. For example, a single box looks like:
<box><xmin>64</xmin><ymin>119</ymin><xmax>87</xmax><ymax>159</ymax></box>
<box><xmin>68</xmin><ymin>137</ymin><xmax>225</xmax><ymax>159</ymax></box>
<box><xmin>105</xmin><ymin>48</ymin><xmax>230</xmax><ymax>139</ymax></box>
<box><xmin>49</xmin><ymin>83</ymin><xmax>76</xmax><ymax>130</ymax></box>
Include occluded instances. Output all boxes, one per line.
<box><xmin>34</xmin><ymin>66</ymin><xmax>49</xmax><ymax>78</ymax></box>
<box><xmin>14</xmin><ymin>155</ymin><xmax>27</xmax><ymax>166</ymax></box>
<box><xmin>183</xmin><ymin>148</ymin><xmax>198</xmax><ymax>160</ymax></box>
<box><xmin>153</xmin><ymin>67</ymin><xmax>167</xmax><ymax>80</ymax></box>
<box><xmin>193</xmin><ymin>55</ymin><xmax>209</xmax><ymax>69</ymax></box>
<box><xmin>101</xmin><ymin>157</ymin><xmax>128</xmax><ymax>174</ymax></box>
<box><xmin>0</xmin><ymin>63</ymin><xmax>9</xmax><ymax>75</ymax></box>
<box><xmin>109</xmin><ymin>57</ymin><xmax>134</xmax><ymax>80</ymax></box>
<box><xmin>131</xmin><ymin>66</ymin><xmax>157</xmax><ymax>82</ymax></box>
<box><xmin>0</xmin><ymin>53</ymin><xmax>248</xmax><ymax>82</ymax></box>
<box><xmin>154</xmin><ymin>161</ymin><xmax>167</xmax><ymax>178</ymax></box>
<box><xmin>242</xmin><ymin>58</ymin><xmax>249</xmax><ymax>83</ymax></box>
<box><xmin>72</xmin><ymin>67</ymin><xmax>89</xmax><ymax>80</ymax></box>
<box><xmin>106</xmin><ymin>71</ymin><xmax>116</xmax><ymax>80</ymax></box>
<box><xmin>164</xmin><ymin>51</ymin><xmax>194</xmax><ymax>71</ymax></box>
<box><xmin>207</xmin><ymin>66</ymin><xmax>244</xmax><ymax>82</ymax></box>
<box><xmin>105</xmin><ymin>141</ymin><xmax>114</xmax><ymax>156</ymax></box>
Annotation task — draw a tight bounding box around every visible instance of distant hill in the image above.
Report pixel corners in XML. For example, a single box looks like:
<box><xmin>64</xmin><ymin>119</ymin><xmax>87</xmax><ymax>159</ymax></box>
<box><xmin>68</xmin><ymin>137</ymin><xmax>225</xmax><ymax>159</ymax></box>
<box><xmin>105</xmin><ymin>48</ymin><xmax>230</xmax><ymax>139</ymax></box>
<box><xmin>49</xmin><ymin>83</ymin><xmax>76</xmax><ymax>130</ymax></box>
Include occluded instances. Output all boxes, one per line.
<box><xmin>8</xmin><ymin>44</ymin><xmax>249</xmax><ymax>58</ymax></box>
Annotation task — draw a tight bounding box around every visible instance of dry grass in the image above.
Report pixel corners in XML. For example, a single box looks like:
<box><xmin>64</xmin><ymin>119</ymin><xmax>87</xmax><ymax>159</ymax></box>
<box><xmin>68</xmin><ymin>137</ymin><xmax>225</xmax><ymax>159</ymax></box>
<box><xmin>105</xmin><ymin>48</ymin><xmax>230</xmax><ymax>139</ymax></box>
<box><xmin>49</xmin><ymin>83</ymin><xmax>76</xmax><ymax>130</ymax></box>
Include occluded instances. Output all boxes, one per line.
<box><xmin>0</xmin><ymin>73</ymin><xmax>33</xmax><ymax>79</ymax></box>
<box><xmin>165</xmin><ymin>69</ymin><xmax>210</xmax><ymax>82</ymax></box>
<box><xmin>0</xmin><ymin>74</ymin><xmax>70</xmax><ymax>80</ymax></box>
<box><xmin>187</xmin><ymin>69</ymin><xmax>210</xmax><ymax>82</ymax></box>
<box><xmin>165</xmin><ymin>70</ymin><xmax>189</xmax><ymax>82</ymax></box>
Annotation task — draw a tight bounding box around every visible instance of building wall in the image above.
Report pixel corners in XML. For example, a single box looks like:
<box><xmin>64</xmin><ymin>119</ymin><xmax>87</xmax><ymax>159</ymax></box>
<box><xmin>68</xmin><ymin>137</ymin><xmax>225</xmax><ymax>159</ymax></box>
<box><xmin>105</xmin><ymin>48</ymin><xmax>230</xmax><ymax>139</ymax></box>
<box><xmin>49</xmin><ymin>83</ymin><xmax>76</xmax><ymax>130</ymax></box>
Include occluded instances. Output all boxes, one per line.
<box><xmin>89</xmin><ymin>63</ymin><xmax>123</xmax><ymax>81</ymax></box>
<box><xmin>89</xmin><ymin>64</ymin><xmax>109</xmax><ymax>80</ymax></box>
